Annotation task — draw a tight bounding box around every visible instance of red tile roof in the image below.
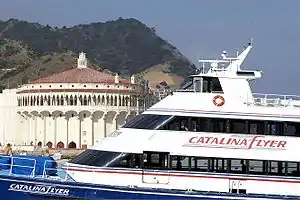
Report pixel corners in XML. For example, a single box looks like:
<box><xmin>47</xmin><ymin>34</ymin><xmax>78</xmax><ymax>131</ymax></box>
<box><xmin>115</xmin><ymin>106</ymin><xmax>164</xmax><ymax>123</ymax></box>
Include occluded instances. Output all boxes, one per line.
<box><xmin>30</xmin><ymin>68</ymin><xmax>131</xmax><ymax>85</ymax></box>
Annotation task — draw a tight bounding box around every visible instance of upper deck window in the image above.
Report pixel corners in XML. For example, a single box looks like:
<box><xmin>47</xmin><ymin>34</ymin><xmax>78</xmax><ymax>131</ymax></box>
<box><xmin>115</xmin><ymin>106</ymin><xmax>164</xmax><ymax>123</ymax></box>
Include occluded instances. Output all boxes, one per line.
<box><xmin>69</xmin><ymin>150</ymin><xmax>120</xmax><ymax>167</ymax></box>
<box><xmin>69</xmin><ymin>150</ymin><xmax>141</xmax><ymax>168</ymax></box>
<box><xmin>193</xmin><ymin>77</ymin><xmax>223</xmax><ymax>93</ymax></box>
<box><xmin>123</xmin><ymin>114</ymin><xmax>173</xmax><ymax>130</ymax></box>
<box><xmin>203</xmin><ymin>77</ymin><xmax>223</xmax><ymax>93</ymax></box>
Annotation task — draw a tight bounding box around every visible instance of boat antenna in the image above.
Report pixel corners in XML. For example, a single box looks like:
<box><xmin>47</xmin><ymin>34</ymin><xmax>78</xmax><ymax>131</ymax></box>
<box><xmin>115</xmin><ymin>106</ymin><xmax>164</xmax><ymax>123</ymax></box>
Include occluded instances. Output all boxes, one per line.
<box><xmin>249</xmin><ymin>37</ymin><xmax>254</xmax><ymax>46</ymax></box>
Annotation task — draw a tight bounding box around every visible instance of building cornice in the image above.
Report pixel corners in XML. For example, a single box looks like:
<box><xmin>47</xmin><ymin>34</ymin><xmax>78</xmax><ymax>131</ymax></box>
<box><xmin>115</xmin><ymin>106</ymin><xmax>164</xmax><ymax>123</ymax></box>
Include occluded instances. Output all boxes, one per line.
<box><xmin>16</xmin><ymin>88</ymin><xmax>149</xmax><ymax>95</ymax></box>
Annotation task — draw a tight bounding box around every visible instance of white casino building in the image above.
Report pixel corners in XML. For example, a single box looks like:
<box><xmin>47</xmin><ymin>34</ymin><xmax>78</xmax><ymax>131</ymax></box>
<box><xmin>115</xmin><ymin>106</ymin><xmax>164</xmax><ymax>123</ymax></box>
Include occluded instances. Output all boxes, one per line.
<box><xmin>0</xmin><ymin>53</ymin><xmax>153</xmax><ymax>149</ymax></box>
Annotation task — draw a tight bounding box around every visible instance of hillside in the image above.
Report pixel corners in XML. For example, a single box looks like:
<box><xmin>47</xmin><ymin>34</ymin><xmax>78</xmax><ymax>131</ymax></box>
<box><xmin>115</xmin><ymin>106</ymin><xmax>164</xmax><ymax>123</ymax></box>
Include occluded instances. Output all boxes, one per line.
<box><xmin>0</xmin><ymin>18</ymin><xmax>196</xmax><ymax>89</ymax></box>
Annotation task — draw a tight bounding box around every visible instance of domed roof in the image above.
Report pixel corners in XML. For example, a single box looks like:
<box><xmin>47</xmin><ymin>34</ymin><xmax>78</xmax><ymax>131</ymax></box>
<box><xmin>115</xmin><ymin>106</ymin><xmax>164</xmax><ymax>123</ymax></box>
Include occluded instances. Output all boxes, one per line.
<box><xmin>31</xmin><ymin>53</ymin><xmax>131</xmax><ymax>85</ymax></box>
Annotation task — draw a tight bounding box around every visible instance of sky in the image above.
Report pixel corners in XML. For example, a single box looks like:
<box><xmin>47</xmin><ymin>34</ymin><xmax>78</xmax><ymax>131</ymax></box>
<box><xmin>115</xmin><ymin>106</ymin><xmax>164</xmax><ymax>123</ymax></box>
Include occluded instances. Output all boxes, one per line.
<box><xmin>0</xmin><ymin>0</ymin><xmax>299</xmax><ymax>94</ymax></box>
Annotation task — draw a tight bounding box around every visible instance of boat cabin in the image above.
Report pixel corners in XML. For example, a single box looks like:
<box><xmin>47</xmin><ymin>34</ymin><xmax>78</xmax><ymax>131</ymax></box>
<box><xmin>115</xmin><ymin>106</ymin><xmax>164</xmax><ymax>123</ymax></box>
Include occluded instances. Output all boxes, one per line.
<box><xmin>65</xmin><ymin>41</ymin><xmax>300</xmax><ymax>197</ymax></box>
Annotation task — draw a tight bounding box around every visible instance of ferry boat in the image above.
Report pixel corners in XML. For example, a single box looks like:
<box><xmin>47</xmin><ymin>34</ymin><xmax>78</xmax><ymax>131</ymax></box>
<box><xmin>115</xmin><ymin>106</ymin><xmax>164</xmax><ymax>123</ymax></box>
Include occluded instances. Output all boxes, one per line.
<box><xmin>2</xmin><ymin>41</ymin><xmax>300</xmax><ymax>199</ymax></box>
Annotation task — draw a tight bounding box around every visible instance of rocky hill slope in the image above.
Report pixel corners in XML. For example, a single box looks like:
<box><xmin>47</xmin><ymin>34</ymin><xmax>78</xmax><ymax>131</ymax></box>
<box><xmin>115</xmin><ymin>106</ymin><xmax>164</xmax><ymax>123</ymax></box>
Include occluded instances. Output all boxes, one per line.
<box><xmin>0</xmin><ymin>18</ymin><xmax>196</xmax><ymax>89</ymax></box>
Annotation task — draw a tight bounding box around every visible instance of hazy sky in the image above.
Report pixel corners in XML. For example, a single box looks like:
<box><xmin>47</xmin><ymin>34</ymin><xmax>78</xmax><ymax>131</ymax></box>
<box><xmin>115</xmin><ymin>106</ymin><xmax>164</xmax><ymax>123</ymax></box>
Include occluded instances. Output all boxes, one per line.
<box><xmin>0</xmin><ymin>0</ymin><xmax>299</xmax><ymax>94</ymax></box>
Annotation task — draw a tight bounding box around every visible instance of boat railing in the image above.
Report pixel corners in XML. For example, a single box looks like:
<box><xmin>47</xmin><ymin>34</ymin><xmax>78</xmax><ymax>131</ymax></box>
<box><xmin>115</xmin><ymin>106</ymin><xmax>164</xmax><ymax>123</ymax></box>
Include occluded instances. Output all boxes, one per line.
<box><xmin>174</xmin><ymin>89</ymin><xmax>196</xmax><ymax>93</ymax></box>
<box><xmin>0</xmin><ymin>155</ymin><xmax>69</xmax><ymax>181</ymax></box>
<box><xmin>10</xmin><ymin>156</ymin><xmax>36</xmax><ymax>177</ymax></box>
<box><xmin>0</xmin><ymin>155</ymin><xmax>11</xmax><ymax>169</ymax></box>
<box><xmin>246</xmin><ymin>93</ymin><xmax>300</xmax><ymax>107</ymax></box>
<box><xmin>42</xmin><ymin>160</ymin><xmax>69</xmax><ymax>181</ymax></box>
<box><xmin>152</xmin><ymin>89</ymin><xmax>173</xmax><ymax>100</ymax></box>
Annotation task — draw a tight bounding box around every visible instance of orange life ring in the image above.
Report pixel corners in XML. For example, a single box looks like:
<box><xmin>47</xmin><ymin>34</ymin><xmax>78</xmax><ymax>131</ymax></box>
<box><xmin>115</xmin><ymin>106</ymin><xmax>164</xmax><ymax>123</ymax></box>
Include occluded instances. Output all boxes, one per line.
<box><xmin>213</xmin><ymin>95</ymin><xmax>225</xmax><ymax>107</ymax></box>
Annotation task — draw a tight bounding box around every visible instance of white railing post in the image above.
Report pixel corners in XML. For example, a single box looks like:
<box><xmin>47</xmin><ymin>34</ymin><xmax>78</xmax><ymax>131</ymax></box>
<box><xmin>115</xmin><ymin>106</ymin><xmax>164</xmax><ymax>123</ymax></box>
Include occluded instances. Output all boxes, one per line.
<box><xmin>284</xmin><ymin>95</ymin><xmax>287</xmax><ymax>107</ymax></box>
<box><xmin>42</xmin><ymin>160</ymin><xmax>47</xmax><ymax>178</ymax></box>
<box><xmin>264</xmin><ymin>94</ymin><xmax>268</xmax><ymax>107</ymax></box>
<box><xmin>31</xmin><ymin>159</ymin><xmax>36</xmax><ymax>177</ymax></box>
<box><xmin>64</xmin><ymin>165</ymin><xmax>68</xmax><ymax>181</ymax></box>
<box><xmin>9</xmin><ymin>156</ymin><xmax>13</xmax><ymax>175</ymax></box>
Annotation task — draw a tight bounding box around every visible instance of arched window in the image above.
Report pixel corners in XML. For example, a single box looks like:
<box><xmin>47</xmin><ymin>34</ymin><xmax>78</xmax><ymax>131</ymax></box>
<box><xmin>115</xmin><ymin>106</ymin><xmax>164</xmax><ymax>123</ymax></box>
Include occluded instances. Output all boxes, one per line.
<box><xmin>57</xmin><ymin>141</ymin><xmax>64</xmax><ymax>149</ymax></box>
<box><xmin>46</xmin><ymin>141</ymin><xmax>53</xmax><ymax>149</ymax></box>
<box><xmin>110</xmin><ymin>96</ymin><xmax>114</xmax><ymax>106</ymax></box>
<box><xmin>68</xmin><ymin>141</ymin><xmax>76</xmax><ymax>149</ymax></box>
<box><xmin>70</xmin><ymin>95</ymin><xmax>74</xmax><ymax>105</ymax></box>
<box><xmin>114</xmin><ymin>96</ymin><xmax>118</xmax><ymax>106</ymax></box>
<box><xmin>60</xmin><ymin>95</ymin><xmax>64</xmax><ymax>106</ymax></box>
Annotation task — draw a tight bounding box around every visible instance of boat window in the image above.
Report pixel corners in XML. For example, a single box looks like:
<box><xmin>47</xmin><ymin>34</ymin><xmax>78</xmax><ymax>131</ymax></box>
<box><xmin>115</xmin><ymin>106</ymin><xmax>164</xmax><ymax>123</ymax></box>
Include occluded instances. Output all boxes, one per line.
<box><xmin>211</xmin><ymin>77</ymin><xmax>223</xmax><ymax>92</ymax></box>
<box><xmin>249</xmin><ymin>160</ymin><xmax>263</xmax><ymax>175</ymax></box>
<box><xmin>124</xmin><ymin>114</ymin><xmax>300</xmax><ymax>138</ymax></box>
<box><xmin>170</xmin><ymin>155</ymin><xmax>300</xmax><ymax>177</ymax></box>
<box><xmin>69</xmin><ymin>150</ymin><xmax>141</xmax><ymax>168</ymax></box>
<box><xmin>247</xmin><ymin>120</ymin><xmax>265</xmax><ymax>135</ymax></box>
<box><xmin>268</xmin><ymin>161</ymin><xmax>279</xmax><ymax>175</ymax></box>
<box><xmin>170</xmin><ymin>156</ymin><xmax>191</xmax><ymax>171</ymax></box>
<box><xmin>283</xmin><ymin>122</ymin><xmax>300</xmax><ymax>136</ymax></box>
<box><xmin>284</xmin><ymin>123</ymin><xmax>296</xmax><ymax>136</ymax></box>
<box><xmin>143</xmin><ymin>151</ymin><xmax>169</xmax><ymax>170</ymax></box>
<box><xmin>160</xmin><ymin>116</ymin><xmax>190</xmax><ymax>131</ymax></box>
<box><xmin>205</xmin><ymin>158</ymin><xmax>228</xmax><ymax>173</ymax></box>
<box><xmin>211</xmin><ymin>119</ymin><xmax>226</xmax><ymax>132</ymax></box>
<box><xmin>155</xmin><ymin>115</ymin><xmax>300</xmax><ymax>137</ymax></box>
<box><xmin>111</xmin><ymin>153</ymin><xmax>141</xmax><ymax>168</ymax></box>
<box><xmin>230</xmin><ymin>159</ymin><xmax>246</xmax><ymax>174</ymax></box>
<box><xmin>197</xmin><ymin>118</ymin><xmax>209</xmax><ymax>132</ymax></box>
<box><xmin>123</xmin><ymin>114</ymin><xmax>173</xmax><ymax>129</ymax></box>
<box><xmin>202</xmin><ymin>79</ymin><xmax>209</xmax><ymax>93</ymax></box>
<box><xmin>230</xmin><ymin>119</ymin><xmax>246</xmax><ymax>133</ymax></box>
<box><xmin>193</xmin><ymin>79</ymin><xmax>202</xmax><ymax>92</ymax></box>
<box><xmin>202</xmin><ymin>77</ymin><xmax>223</xmax><ymax>93</ymax></box>
<box><xmin>286</xmin><ymin>162</ymin><xmax>300</xmax><ymax>176</ymax></box>
<box><xmin>192</xmin><ymin>157</ymin><xmax>209</xmax><ymax>172</ymax></box>
<box><xmin>181</xmin><ymin>78</ymin><xmax>193</xmax><ymax>90</ymax></box>
<box><xmin>266</xmin><ymin>121</ymin><xmax>283</xmax><ymax>136</ymax></box>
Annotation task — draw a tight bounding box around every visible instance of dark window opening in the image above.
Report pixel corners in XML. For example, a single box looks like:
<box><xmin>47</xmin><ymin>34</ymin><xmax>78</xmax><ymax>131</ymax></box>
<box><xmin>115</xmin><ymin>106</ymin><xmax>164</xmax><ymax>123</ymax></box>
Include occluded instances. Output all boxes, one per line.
<box><xmin>160</xmin><ymin>116</ymin><xmax>189</xmax><ymax>131</ymax></box>
<box><xmin>202</xmin><ymin>77</ymin><xmax>223</xmax><ymax>93</ymax></box>
<box><xmin>230</xmin><ymin>119</ymin><xmax>246</xmax><ymax>134</ymax></box>
<box><xmin>142</xmin><ymin>151</ymin><xmax>169</xmax><ymax>170</ymax></box>
<box><xmin>211</xmin><ymin>118</ymin><xmax>226</xmax><ymax>133</ymax></box>
<box><xmin>236</xmin><ymin>71</ymin><xmax>255</xmax><ymax>76</ymax></box>
<box><xmin>123</xmin><ymin>114</ymin><xmax>173</xmax><ymax>130</ymax></box>
<box><xmin>69</xmin><ymin>150</ymin><xmax>141</xmax><ymax>168</ymax></box>
<box><xmin>283</xmin><ymin>122</ymin><xmax>300</xmax><ymax>136</ymax></box>
<box><xmin>248</xmin><ymin>120</ymin><xmax>265</xmax><ymax>134</ymax></box>
<box><xmin>153</xmin><ymin>115</ymin><xmax>300</xmax><ymax>137</ymax></box>
<box><xmin>249</xmin><ymin>160</ymin><xmax>263</xmax><ymax>175</ymax></box>
<box><xmin>181</xmin><ymin>79</ymin><xmax>193</xmax><ymax>90</ymax></box>
<box><xmin>171</xmin><ymin>156</ymin><xmax>191</xmax><ymax>171</ymax></box>
<box><xmin>266</xmin><ymin>121</ymin><xmax>283</xmax><ymax>136</ymax></box>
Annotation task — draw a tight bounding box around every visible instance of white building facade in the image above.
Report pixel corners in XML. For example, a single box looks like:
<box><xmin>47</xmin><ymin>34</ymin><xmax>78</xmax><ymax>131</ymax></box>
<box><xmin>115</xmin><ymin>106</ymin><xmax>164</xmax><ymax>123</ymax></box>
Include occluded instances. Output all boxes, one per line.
<box><xmin>0</xmin><ymin>53</ymin><xmax>153</xmax><ymax>149</ymax></box>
